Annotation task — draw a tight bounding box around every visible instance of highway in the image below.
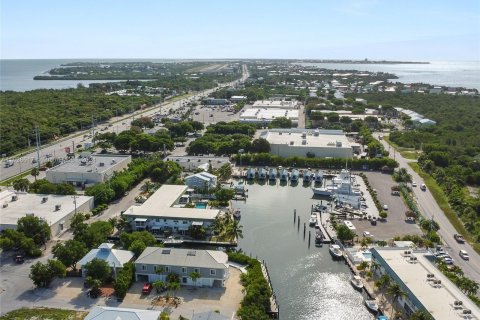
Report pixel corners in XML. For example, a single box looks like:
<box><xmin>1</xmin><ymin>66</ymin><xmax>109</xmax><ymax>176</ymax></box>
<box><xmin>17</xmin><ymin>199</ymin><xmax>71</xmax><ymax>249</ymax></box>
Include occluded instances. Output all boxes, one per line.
<box><xmin>0</xmin><ymin>65</ymin><xmax>249</xmax><ymax>182</ymax></box>
<box><xmin>375</xmin><ymin>132</ymin><xmax>480</xmax><ymax>282</ymax></box>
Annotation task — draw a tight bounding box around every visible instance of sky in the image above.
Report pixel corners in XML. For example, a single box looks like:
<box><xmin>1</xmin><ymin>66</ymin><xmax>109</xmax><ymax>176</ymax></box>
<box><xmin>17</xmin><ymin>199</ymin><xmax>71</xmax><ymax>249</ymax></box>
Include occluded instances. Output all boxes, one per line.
<box><xmin>1</xmin><ymin>0</ymin><xmax>480</xmax><ymax>60</ymax></box>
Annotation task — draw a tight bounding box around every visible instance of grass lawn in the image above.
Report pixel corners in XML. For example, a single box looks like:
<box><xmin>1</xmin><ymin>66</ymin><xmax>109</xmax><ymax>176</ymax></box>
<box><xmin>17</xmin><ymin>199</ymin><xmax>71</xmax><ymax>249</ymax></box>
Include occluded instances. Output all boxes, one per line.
<box><xmin>0</xmin><ymin>171</ymin><xmax>31</xmax><ymax>186</ymax></box>
<box><xmin>0</xmin><ymin>308</ymin><xmax>87</xmax><ymax>320</ymax></box>
<box><xmin>409</xmin><ymin>163</ymin><xmax>480</xmax><ymax>254</ymax></box>
<box><xmin>383</xmin><ymin>136</ymin><xmax>419</xmax><ymax>160</ymax></box>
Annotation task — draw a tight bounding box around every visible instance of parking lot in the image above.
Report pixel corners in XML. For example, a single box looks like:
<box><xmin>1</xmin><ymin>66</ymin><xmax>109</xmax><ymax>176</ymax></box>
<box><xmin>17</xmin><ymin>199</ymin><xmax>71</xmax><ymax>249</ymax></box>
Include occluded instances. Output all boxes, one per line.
<box><xmin>192</xmin><ymin>105</ymin><xmax>240</xmax><ymax>125</ymax></box>
<box><xmin>352</xmin><ymin>172</ymin><xmax>423</xmax><ymax>241</ymax></box>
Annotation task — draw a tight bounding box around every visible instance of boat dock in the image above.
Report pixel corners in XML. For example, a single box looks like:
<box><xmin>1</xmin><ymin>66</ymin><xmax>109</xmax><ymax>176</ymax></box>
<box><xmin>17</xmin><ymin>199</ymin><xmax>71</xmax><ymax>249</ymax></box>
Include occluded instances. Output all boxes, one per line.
<box><xmin>319</xmin><ymin>211</ymin><xmax>337</xmax><ymax>240</ymax></box>
<box><xmin>315</xmin><ymin>212</ymin><xmax>333</xmax><ymax>243</ymax></box>
<box><xmin>260</xmin><ymin>260</ymin><xmax>279</xmax><ymax>319</ymax></box>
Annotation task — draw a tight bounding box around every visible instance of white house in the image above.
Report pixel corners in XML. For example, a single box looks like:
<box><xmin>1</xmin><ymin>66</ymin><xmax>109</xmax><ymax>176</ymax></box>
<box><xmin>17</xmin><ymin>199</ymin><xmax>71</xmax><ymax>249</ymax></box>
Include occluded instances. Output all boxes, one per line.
<box><xmin>85</xmin><ymin>307</ymin><xmax>160</xmax><ymax>320</ymax></box>
<box><xmin>185</xmin><ymin>172</ymin><xmax>217</xmax><ymax>190</ymax></box>
<box><xmin>78</xmin><ymin>243</ymin><xmax>134</xmax><ymax>277</ymax></box>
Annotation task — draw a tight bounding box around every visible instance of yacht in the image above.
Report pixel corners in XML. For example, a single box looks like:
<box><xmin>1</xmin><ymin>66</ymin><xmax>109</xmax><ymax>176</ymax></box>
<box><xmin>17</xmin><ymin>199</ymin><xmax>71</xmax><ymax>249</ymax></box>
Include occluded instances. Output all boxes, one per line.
<box><xmin>246</xmin><ymin>167</ymin><xmax>256</xmax><ymax>180</ymax></box>
<box><xmin>312</xmin><ymin>169</ymin><xmax>361</xmax><ymax>197</ymax></box>
<box><xmin>312</xmin><ymin>186</ymin><xmax>332</xmax><ymax>196</ymax></box>
<box><xmin>309</xmin><ymin>214</ymin><xmax>317</xmax><ymax>226</ymax></box>
<box><xmin>303</xmin><ymin>170</ymin><xmax>312</xmax><ymax>183</ymax></box>
<box><xmin>364</xmin><ymin>299</ymin><xmax>379</xmax><ymax>314</ymax></box>
<box><xmin>268</xmin><ymin>168</ymin><xmax>277</xmax><ymax>181</ymax></box>
<box><xmin>315</xmin><ymin>230</ymin><xmax>323</xmax><ymax>247</ymax></box>
<box><xmin>314</xmin><ymin>170</ymin><xmax>323</xmax><ymax>184</ymax></box>
<box><xmin>329</xmin><ymin>244</ymin><xmax>343</xmax><ymax>259</ymax></box>
<box><xmin>350</xmin><ymin>275</ymin><xmax>364</xmax><ymax>291</ymax></box>
<box><xmin>279</xmin><ymin>168</ymin><xmax>288</xmax><ymax>181</ymax></box>
<box><xmin>232</xmin><ymin>208</ymin><xmax>241</xmax><ymax>219</ymax></box>
<box><xmin>290</xmin><ymin>169</ymin><xmax>299</xmax><ymax>182</ymax></box>
<box><xmin>258</xmin><ymin>168</ymin><xmax>267</xmax><ymax>180</ymax></box>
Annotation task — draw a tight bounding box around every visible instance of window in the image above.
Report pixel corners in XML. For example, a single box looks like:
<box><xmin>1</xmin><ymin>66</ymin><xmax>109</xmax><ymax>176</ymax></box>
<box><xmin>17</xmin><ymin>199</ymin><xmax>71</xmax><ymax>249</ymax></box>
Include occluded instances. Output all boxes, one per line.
<box><xmin>182</xmin><ymin>267</ymin><xmax>187</xmax><ymax>274</ymax></box>
<box><xmin>153</xmin><ymin>266</ymin><xmax>157</xmax><ymax>272</ymax></box>
<box><xmin>142</xmin><ymin>265</ymin><xmax>147</xmax><ymax>271</ymax></box>
<box><xmin>182</xmin><ymin>277</ymin><xmax>187</xmax><ymax>284</ymax></box>
<box><xmin>210</xmin><ymin>269</ymin><xmax>216</xmax><ymax>275</ymax></box>
<box><xmin>155</xmin><ymin>218</ymin><xmax>159</xmax><ymax>222</ymax></box>
<box><xmin>165</xmin><ymin>266</ymin><xmax>170</xmax><ymax>272</ymax></box>
<box><xmin>182</xmin><ymin>220</ymin><xmax>188</xmax><ymax>224</ymax></box>
<box><xmin>173</xmin><ymin>220</ymin><xmax>179</xmax><ymax>224</ymax></box>
<box><xmin>164</xmin><ymin>219</ymin><xmax>167</xmax><ymax>222</ymax></box>
<box><xmin>194</xmin><ymin>268</ymin><xmax>200</xmax><ymax>273</ymax></box>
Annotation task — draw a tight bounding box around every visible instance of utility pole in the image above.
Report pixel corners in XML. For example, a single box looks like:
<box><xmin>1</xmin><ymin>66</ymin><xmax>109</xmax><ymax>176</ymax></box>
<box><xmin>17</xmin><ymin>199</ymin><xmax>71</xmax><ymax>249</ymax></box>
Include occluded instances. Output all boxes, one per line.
<box><xmin>91</xmin><ymin>114</ymin><xmax>95</xmax><ymax>142</ymax></box>
<box><xmin>72</xmin><ymin>195</ymin><xmax>79</xmax><ymax>215</ymax></box>
<box><xmin>35</xmin><ymin>126</ymin><xmax>41</xmax><ymax>170</ymax></box>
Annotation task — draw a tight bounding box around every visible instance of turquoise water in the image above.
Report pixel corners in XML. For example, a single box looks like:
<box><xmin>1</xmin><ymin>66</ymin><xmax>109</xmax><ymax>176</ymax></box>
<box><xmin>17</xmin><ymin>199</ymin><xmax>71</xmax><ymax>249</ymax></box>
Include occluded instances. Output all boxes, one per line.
<box><xmin>195</xmin><ymin>202</ymin><xmax>207</xmax><ymax>209</ymax></box>
<box><xmin>235</xmin><ymin>181</ymin><xmax>373</xmax><ymax>320</ymax></box>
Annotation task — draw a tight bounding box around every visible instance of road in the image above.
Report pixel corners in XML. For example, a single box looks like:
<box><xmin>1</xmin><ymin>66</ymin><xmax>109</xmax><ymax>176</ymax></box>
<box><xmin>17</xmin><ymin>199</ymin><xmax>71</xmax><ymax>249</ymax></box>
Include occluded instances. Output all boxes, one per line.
<box><xmin>0</xmin><ymin>65</ymin><xmax>249</xmax><ymax>182</ymax></box>
<box><xmin>375</xmin><ymin>132</ymin><xmax>480</xmax><ymax>282</ymax></box>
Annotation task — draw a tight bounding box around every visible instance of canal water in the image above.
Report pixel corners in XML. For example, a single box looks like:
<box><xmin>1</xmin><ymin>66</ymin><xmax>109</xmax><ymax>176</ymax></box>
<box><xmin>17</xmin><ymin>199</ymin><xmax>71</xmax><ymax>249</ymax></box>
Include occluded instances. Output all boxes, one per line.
<box><xmin>235</xmin><ymin>180</ymin><xmax>374</xmax><ymax>320</ymax></box>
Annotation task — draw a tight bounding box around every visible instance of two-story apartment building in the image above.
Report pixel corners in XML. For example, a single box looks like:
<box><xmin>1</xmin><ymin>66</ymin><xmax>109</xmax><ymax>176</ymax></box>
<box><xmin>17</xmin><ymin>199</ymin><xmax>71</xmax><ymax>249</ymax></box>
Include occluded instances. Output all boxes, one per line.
<box><xmin>122</xmin><ymin>185</ymin><xmax>220</xmax><ymax>235</ymax></box>
<box><xmin>184</xmin><ymin>172</ymin><xmax>217</xmax><ymax>190</ymax></box>
<box><xmin>135</xmin><ymin>247</ymin><xmax>229</xmax><ymax>287</ymax></box>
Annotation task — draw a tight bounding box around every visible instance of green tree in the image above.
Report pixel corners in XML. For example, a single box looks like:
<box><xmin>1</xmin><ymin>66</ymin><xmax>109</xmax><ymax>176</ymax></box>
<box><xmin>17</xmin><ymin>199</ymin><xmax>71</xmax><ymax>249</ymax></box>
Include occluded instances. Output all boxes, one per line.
<box><xmin>30</xmin><ymin>167</ymin><xmax>40</xmax><ymax>181</ymax></box>
<box><xmin>215</xmin><ymin>188</ymin><xmax>235</xmax><ymax>206</ymax></box>
<box><xmin>12</xmin><ymin>178</ymin><xmax>30</xmax><ymax>192</ymax></box>
<box><xmin>250</xmin><ymin>138</ymin><xmax>270</xmax><ymax>153</ymax></box>
<box><xmin>153</xmin><ymin>280</ymin><xmax>166</xmax><ymax>293</ymax></box>
<box><xmin>17</xmin><ymin>215</ymin><xmax>51</xmax><ymax>245</ymax></box>
<box><xmin>120</xmin><ymin>231</ymin><xmax>157</xmax><ymax>250</ymax></box>
<box><xmin>269</xmin><ymin>117</ymin><xmax>292</xmax><ymax>128</ymax></box>
<box><xmin>387</xmin><ymin>282</ymin><xmax>407</xmax><ymax>318</ymax></box>
<box><xmin>129</xmin><ymin>239</ymin><xmax>147</xmax><ymax>258</ymax></box>
<box><xmin>52</xmin><ymin>240</ymin><xmax>88</xmax><ymax>270</ymax></box>
<box><xmin>85</xmin><ymin>183</ymin><xmax>115</xmax><ymax>206</ymax></box>
<box><xmin>409</xmin><ymin>310</ymin><xmax>434</xmax><ymax>320</ymax></box>
<box><xmin>77</xmin><ymin>221</ymin><xmax>114</xmax><ymax>249</ymax></box>
<box><xmin>29</xmin><ymin>259</ymin><xmax>66</xmax><ymax>288</ymax></box>
<box><xmin>168</xmin><ymin>281</ymin><xmax>181</xmax><ymax>299</ymax></box>
<box><xmin>217</xmin><ymin>163</ymin><xmax>233</xmax><ymax>181</ymax></box>
<box><xmin>223</xmin><ymin>220</ymin><xmax>243</xmax><ymax>242</ymax></box>
<box><xmin>84</xmin><ymin>258</ymin><xmax>111</xmax><ymax>283</ymax></box>
<box><xmin>335</xmin><ymin>224</ymin><xmax>355</xmax><ymax>242</ymax></box>
<box><xmin>189</xmin><ymin>271</ymin><xmax>200</xmax><ymax>289</ymax></box>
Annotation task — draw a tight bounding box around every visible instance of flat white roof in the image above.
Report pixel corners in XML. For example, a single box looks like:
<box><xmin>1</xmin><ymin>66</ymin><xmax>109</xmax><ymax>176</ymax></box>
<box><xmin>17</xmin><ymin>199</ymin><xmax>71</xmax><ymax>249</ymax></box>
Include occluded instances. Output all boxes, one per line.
<box><xmin>47</xmin><ymin>154</ymin><xmax>131</xmax><ymax>174</ymax></box>
<box><xmin>0</xmin><ymin>190</ymin><xmax>93</xmax><ymax>227</ymax></box>
<box><xmin>124</xmin><ymin>185</ymin><xmax>219</xmax><ymax>220</ymax></box>
<box><xmin>261</xmin><ymin>129</ymin><xmax>352</xmax><ymax>149</ymax></box>
<box><xmin>240</xmin><ymin>108</ymin><xmax>299</xmax><ymax>121</ymax></box>
<box><xmin>252</xmin><ymin>100</ymin><xmax>298</xmax><ymax>109</ymax></box>
<box><xmin>373</xmin><ymin>248</ymin><xmax>480</xmax><ymax>319</ymax></box>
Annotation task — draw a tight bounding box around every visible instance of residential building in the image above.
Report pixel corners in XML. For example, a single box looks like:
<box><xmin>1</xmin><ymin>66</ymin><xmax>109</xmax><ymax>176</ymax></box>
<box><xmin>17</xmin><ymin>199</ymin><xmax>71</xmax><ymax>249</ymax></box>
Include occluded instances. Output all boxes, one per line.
<box><xmin>261</xmin><ymin>129</ymin><xmax>355</xmax><ymax>159</ymax></box>
<box><xmin>123</xmin><ymin>185</ymin><xmax>220</xmax><ymax>235</ymax></box>
<box><xmin>371</xmin><ymin>247</ymin><xmax>480</xmax><ymax>319</ymax></box>
<box><xmin>0</xmin><ymin>190</ymin><xmax>93</xmax><ymax>236</ymax></box>
<box><xmin>85</xmin><ymin>306</ymin><xmax>160</xmax><ymax>320</ymax></box>
<box><xmin>135</xmin><ymin>247</ymin><xmax>229</xmax><ymax>287</ymax></box>
<box><xmin>164</xmin><ymin>156</ymin><xmax>231</xmax><ymax>171</ymax></box>
<box><xmin>46</xmin><ymin>154</ymin><xmax>131</xmax><ymax>186</ymax></box>
<box><xmin>185</xmin><ymin>172</ymin><xmax>217</xmax><ymax>190</ymax></box>
<box><xmin>78</xmin><ymin>243</ymin><xmax>134</xmax><ymax>277</ymax></box>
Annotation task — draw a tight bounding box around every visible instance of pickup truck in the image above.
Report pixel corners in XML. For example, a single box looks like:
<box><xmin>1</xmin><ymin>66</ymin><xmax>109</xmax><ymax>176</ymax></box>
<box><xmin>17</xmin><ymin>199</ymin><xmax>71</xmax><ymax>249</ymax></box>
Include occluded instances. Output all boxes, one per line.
<box><xmin>454</xmin><ymin>234</ymin><xmax>465</xmax><ymax>244</ymax></box>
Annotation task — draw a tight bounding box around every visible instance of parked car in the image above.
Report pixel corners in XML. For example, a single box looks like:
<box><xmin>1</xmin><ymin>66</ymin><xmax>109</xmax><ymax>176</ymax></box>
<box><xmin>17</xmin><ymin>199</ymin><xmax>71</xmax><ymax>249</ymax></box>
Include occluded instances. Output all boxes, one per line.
<box><xmin>383</xmin><ymin>204</ymin><xmax>388</xmax><ymax>210</ymax></box>
<box><xmin>363</xmin><ymin>231</ymin><xmax>373</xmax><ymax>237</ymax></box>
<box><xmin>459</xmin><ymin>250</ymin><xmax>469</xmax><ymax>260</ymax></box>
<box><xmin>371</xmin><ymin>217</ymin><xmax>377</xmax><ymax>225</ymax></box>
<box><xmin>412</xmin><ymin>181</ymin><xmax>417</xmax><ymax>187</ymax></box>
<box><xmin>14</xmin><ymin>255</ymin><xmax>24</xmax><ymax>264</ymax></box>
<box><xmin>443</xmin><ymin>257</ymin><xmax>455</xmax><ymax>265</ymax></box>
<box><xmin>142</xmin><ymin>283</ymin><xmax>153</xmax><ymax>294</ymax></box>
<box><xmin>454</xmin><ymin>234</ymin><xmax>465</xmax><ymax>244</ymax></box>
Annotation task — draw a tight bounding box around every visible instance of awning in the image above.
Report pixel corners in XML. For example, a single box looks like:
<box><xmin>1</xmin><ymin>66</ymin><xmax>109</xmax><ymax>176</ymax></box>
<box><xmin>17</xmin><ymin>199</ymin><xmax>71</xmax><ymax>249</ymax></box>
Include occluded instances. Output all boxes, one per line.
<box><xmin>192</xmin><ymin>221</ymin><xmax>204</xmax><ymax>226</ymax></box>
<box><xmin>134</xmin><ymin>218</ymin><xmax>147</xmax><ymax>222</ymax></box>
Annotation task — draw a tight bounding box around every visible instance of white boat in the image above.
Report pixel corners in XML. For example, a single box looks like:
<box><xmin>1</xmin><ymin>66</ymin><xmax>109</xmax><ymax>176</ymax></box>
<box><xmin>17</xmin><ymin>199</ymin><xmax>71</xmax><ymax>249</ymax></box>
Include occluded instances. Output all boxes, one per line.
<box><xmin>232</xmin><ymin>209</ymin><xmax>241</xmax><ymax>219</ymax></box>
<box><xmin>312</xmin><ymin>187</ymin><xmax>332</xmax><ymax>196</ymax></box>
<box><xmin>303</xmin><ymin>170</ymin><xmax>312</xmax><ymax>183</ymax></box>
<box><xmin>315</xmin><ymin>230</ymin><xmax>323</xmax><ymax>246</ymax></box>
<box><xmin>309</xmin><ymin>215</ymin><xmax>317</xmax><ymax>226</ymax></box>
<box><xmin>314</xmin><ymin>170</ymin><xmax>323</xmax><ymax>184</ymax></box>
<box><xmin>329</xmin><ymin>244</ymin><xmax>343</xmax><ymax>259</ymax></box>
<box><xmin>350</xmin><ymin>275</ymin><xmax>364</xmax><ymax>291</ymax></box>
<box><xmin>279</xmin><ymin>168</ymin><xmax>288</xmax><ymax>181</ymax></box>
<box><xmin>268</xmin><ymin>168</ymin><xmax>277</xmax><ymax>181</ymax></box>
<box><xmin>290</xmin><ymin>169</ymin><xmax>299</xmax><ymax>182</ymax></box>
<box><xmin>365</xmin><ymin>299</ymin><xmax>379</xmax><ymax>313</ymax></box>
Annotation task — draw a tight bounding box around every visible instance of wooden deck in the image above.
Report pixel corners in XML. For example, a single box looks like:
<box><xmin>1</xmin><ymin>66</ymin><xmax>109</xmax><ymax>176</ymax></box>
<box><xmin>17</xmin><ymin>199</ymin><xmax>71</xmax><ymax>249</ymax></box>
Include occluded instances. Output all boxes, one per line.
<box><xmin>315</xmin><ymin>212</ymin><xmax>333</xmax><ymax>243</ymax></box>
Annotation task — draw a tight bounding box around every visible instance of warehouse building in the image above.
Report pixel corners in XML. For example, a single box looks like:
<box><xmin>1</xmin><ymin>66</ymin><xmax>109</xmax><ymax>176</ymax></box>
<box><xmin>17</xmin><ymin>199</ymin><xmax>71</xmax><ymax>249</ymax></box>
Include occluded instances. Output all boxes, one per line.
<box><xmin>371</xmin><ymin>247</ymin><xmax>480</xmax><ymax>319</ymax></box>
<box><xmin>0</xmin><ymin>190</ymin><xmax>93</xmax><ymax>236</ymax></box>
<box><xmin>46</xmin><ymin>154</ymin><xmax>131</xmax><ymax>186</ymax></box>
<box><xmin>239</xmin><ymin>108</ymin><xmax>299</xmax><ymax>126</ymax></box>
<box><xmin>261</xmin><ymin>129</ymin><xmax>356</xmax><ymax>159</ymax></box>
<box><xmin>252</xmin><ymin>99</ymin><xmax>299</xmax><ymax>109</ymax></box>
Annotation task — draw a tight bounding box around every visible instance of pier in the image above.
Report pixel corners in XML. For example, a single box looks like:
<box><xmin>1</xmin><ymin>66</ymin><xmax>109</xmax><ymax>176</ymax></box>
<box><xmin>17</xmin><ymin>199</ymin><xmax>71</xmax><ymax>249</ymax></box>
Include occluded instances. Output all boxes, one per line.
<box><xmin>315</xmin><ymin>212</ymin><xmax>333</xmax><ymax>243</ymax></box>
<box><xmin>260</xmin><ymin>260</ymin><xmax>280</xmax><ymax>319</ymax></box>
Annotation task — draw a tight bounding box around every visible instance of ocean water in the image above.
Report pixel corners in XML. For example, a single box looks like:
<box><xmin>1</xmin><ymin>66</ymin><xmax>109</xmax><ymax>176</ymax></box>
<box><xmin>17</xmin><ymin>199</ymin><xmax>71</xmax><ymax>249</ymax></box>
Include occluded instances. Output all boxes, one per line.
<box><xmin>1</xmin><ymin>59</ymin><xmax>479</xmax><ymax>92</ymax></box>
<box><xmin>299</xmin><ymin>60</ymin><xmax>480</xmax><ymax>90</ymax></box>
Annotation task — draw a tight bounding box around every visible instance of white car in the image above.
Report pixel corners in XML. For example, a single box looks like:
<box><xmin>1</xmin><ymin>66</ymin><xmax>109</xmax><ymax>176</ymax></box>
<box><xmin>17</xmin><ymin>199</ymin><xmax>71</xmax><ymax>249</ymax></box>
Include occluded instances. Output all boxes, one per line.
<box><xmin>363</xmin><ymin>231</ymin><xmax>373</xmax><ymax>237</ymax></box>
<box><xmin>459</xmin><ymin>250</ymin><xmax>469</xmax><ymax>261</ymax></box>
<box><xmin>412</xmin><ymin>181</ymin><xmax>417</xmax><ymax>187</ymax></box>
<box><xmin>383</xmin><ymin>204</ymin><xmax>388</xmax><ymax>210</ymax></box>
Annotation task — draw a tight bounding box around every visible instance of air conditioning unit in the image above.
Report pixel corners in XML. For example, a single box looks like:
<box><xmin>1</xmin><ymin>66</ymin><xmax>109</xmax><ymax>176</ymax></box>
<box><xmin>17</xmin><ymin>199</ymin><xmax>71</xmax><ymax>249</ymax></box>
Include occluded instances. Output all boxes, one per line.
<box><xmin>3</xmin><ymin>202</ymin><xmax>8</xmax><ymax>208</ymax></box>
<box><xmin>11</xmin><ymin>195</ymin><xmax>18</xmax><ymax>201</ymax></box>
<box><xmin>42</xmin><ymin>196</ymin><xmax>48</xmax><ymax>203</ymax></box>
<box><xmin>99</xmin><ymin>162</ymin><xmax>105</xmax><ymax>167</ymax></box>
<box><xmin>55</xmin><ymin>204</ymin><xmax>62</xmax><ymax>211</ymax></box>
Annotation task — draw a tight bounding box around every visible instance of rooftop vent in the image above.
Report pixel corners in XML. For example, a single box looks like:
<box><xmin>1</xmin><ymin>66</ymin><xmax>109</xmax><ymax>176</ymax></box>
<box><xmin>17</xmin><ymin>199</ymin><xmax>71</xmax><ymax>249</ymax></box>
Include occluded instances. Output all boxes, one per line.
<box><xmin>314</xmin><ymin>130</ymin><xmax>320</xmax><ymax>136</ymax></box>
<box><xmin>302</xmin><ymin>139</ymin><xmax>307</xmax><ymax>145</ymax></box>
<box><xmin>3</xmin><ymin>202</ymin><xmax>8</xmax><ymax>208</ymax></box>
<box><xmin>11</xmin><ymin>195</ymin><xmax>18</xmax><ymax>202</ymax></box>
<box><xmin>336</xmin><ymin>141</ymin><xmax>343</xmax><ymax>147</ymax></box>
<box><xmin>162</xmin><ymin>249</ymin><xmax>171</xmax><ymax>255</ymax></box>
<box><xmin>290</xmin><ymin>141</ymin><xmax>294</xmax><ymax>145</ymax></box>
<box><xmin>55</xmin><ymin>204</ymin><xmax>61</xmax><ymax>211</ymax></box>
<box><xmin>42</xmin><ymin>196</ymin><xmax>48</xmax><ymax>203</ymax></box>
<box><xmin>301</xmin><ymin>132</ymin><xmax>307</xmax><ymax>138</ymax></box>
<box><xmin>99</xmin><ymin>162</ymin><xmax>105</xmax><ymax>167</ymax></box>
<box><xmin>111</xmin><ymin>160</ymin><xmax>116</xmax><ymax>164</ymax></box>
<box><xmin>187</xmin><ymin>250</ymin><xmax>196</xmax><ymax>256</ymax></box>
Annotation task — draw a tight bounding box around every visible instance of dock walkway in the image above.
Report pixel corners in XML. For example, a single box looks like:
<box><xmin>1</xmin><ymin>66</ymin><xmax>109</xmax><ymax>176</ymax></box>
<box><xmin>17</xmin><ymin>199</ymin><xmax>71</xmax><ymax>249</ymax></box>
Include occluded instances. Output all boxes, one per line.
<box><xmin>319</xmin><ymin>211</ymin><xmax>337</xmax><ymax>240</ymax></box>
<box><xmin>315</xmin><ymin>212</ymin><xmax>333</xmax><ymax>243</ymax></box>
<box><xmin>260</xmin><ymin>260</ymin><xmax>279</xmax><ymax>319</ymax></box>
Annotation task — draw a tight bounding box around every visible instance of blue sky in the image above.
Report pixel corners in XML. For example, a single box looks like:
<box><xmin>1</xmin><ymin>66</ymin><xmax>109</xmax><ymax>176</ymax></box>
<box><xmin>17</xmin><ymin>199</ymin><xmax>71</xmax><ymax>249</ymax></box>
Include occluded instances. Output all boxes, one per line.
<box><xmin>1</xmin><ymin>0</ymin><xmax>479</xmax><ymax>60</ymax></box>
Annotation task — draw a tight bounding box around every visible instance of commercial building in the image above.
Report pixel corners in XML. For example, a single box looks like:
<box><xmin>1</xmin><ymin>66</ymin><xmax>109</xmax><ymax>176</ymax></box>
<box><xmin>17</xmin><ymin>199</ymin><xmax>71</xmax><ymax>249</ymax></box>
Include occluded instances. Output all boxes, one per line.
<box><xmin>395</xmin><ymin>108</ymin><xmax>436</xmax><ymax>127</ymax></box>
<box><xmin>205</xmin><ymin>98</ymin><xmax>229</xmax><ymax>105</ymax></box>
<box><xmin>230</xmin><ymin>95</ymin><xmax>247</xmax><ymax>102</ymax></box>
<box><xmin>164</xmin><ymin>156</ymin><xmax>231</xmax><ymax>171</ymax></box>
<box><xmin>252</xmin><ymin>99</ymin><xmax>299</xmax><ymax>109</ymax></box>
<box><xmin>85</xmin><ymin>306</ymin><xmax>160</xmax><ymax>320</ymax></box>
<box><xmin>123</xmin><ymin>185</ymin><xmax>220</xmax><ymax>235</ymax></box>
<box><xmin>0</xmin><ymin>190</ymin><xmax>93</xmax><ymax>236</ymax></box>
<box><xmin>261</xmin><ymin>129</ymin><xmax>356</xmax><ymax>159</ymax></box>
<box><xmin>184</xmin><ymin>172</ymin><xmax>217</xmax><ymax>190</ymax></box>
<box><xmin>46</xmin><ymin>154</ymin><xmax>131</xmax><ymax>186</ymax></box>
<box><xmin>78</xmin><ymin>243</ymin><xmax>134</xmax><ymax>277</ymax></box>
<box><xmin>240</xmin><ymin>108</ymin><xmax>299</xmax><ymax>126</ymax></box>
<box><xmin>135</xmin><ymin>247</ymin><xmax>229</xmax><ymax>287</ymax></box>
<box><xmin>371</xmin><ymin>247</ymin><xmax>480</xmax><ymax>319</ymax></box>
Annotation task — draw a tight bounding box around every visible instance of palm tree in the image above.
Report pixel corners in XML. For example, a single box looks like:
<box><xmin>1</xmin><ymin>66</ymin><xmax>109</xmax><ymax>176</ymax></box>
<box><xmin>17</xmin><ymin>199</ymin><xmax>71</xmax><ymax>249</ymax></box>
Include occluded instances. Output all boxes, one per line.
<box><xmin>189</xmin><ymin>271</ymin><xmax>200</xmax><ymax>289</ymax></box>
<box><xmin>409</xmin><ymin>310</ymin><xmax>433</xmax><ymax>320</ymax></box>
<box><xmin>142</xmin><ymin>181</ymin><xmax>154</xmax><ymax>193</ymax></box>
<box><xmin>387</xmin><ymin>282</ymin><xmax>407</xmax><ymax>318</ymax></box>
<box><xmin>357</xmin><ymin>261</ymin><xmax>370</xmax><ymax>276</ymax></box>
<box><xmin>153</xmin><ymin>280</ymin><xmax>166</xmax><ymax>293</ymax></box>
<box><xmin>370</xmin><ymin>260</ymin><xmax>380</xmax><ymax>275</ymax></box>
<box><xmin>374</xmin><ymin>274</ymin><xmax>391</xmax><ymax>302</ymax></box>
<box><xmin>12</xmin><ymin>178</ymin><xmax>29</xmax><ymax>192</ymax></box>
<box><xmin>223</xmin><ymin>220</ymin><xmax>243</xmax><ymax>242</ymax></box>
<box><xmin>31</xmin><ymin>167</ymin><xmax>39</xmax><ymax>181</ymax></box>
<box><xmin>168</xmin><ymin>281</ymin><xmax>180</xmax><ymax>299</ymax></box>
<box><xmin>360</xmin><ymin>237</ymin><xmax>369</xmax><ymax>250</ymax></box>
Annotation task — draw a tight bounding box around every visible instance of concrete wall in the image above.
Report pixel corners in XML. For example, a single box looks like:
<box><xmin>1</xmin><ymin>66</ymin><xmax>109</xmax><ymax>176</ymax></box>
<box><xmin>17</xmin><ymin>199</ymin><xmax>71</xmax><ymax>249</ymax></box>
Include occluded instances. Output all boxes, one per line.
<box><xmin>51</xmin><ymin>198</ymin><xmax>94</xmax><ymax>237</ymax></box>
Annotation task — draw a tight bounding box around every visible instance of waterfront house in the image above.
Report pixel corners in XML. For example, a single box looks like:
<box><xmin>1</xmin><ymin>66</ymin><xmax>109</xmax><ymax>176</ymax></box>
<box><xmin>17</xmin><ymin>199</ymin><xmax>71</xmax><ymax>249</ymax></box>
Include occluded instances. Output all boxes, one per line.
<box><xmin>135</xmin><ymin>247</ymin><xmax>229</xmax><ymax>287</ymax></box>
<box><xmin>184</xmin><ymin>172</ymin><xmax>217</xmax><ymax>191</ymax></box>
<box><xmin>78</xmin><ymin>243</ymin><xmax>134</xmax><ymax>277</ymax></box>
<box><xmin>123</xmin><ymin>185</ymin><xmax>220</xmax><ymax>236</ymax></box>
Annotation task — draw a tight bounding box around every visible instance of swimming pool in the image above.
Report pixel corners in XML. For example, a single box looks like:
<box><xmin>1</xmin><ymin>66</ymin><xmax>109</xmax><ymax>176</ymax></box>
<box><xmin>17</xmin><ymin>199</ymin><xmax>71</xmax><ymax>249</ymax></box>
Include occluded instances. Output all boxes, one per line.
<box><xmin>195</xmin><ymin>202</ymin><xmax>207</xmax><ymax>209</ymax></box>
